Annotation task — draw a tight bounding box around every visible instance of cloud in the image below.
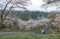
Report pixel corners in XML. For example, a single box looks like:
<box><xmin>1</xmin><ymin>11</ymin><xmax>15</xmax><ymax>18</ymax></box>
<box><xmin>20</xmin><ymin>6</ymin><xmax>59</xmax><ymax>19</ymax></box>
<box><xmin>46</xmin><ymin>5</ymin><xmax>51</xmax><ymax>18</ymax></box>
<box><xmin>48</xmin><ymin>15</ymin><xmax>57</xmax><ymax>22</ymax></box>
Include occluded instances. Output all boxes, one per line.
<box><xmin>26</xmin><ymin>0</ymin><xmax>45</xmax><ymax>11</ymax></box>
<box><xmin>0</xmin><ymin>0</ymin><xmax>58</xmax><ymax>12</ymax></box>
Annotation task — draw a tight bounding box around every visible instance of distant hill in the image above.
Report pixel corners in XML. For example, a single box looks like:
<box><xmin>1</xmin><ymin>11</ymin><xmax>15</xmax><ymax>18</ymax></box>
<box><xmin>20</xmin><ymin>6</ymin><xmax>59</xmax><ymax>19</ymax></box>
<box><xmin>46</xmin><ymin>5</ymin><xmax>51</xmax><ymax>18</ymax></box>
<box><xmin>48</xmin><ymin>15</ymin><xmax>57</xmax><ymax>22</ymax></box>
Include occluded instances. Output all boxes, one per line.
<box><xmin>0</xmin><ymin>10</ymin><xmax>49</xmax><ymax>21</ymax></box>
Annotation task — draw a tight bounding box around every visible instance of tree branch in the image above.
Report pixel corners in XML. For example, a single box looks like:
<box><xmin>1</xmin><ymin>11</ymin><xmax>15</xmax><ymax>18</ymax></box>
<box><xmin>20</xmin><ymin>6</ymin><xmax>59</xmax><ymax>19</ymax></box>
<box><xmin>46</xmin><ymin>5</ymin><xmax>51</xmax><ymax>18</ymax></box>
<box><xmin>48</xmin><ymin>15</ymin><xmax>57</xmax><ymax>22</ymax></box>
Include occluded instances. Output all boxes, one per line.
<box><xmin>0</xmin><ymin>0</ymin><xmax>12</xmax><ymax>22</ymax></box>
<box><xmin>3</xmin><ymin>3</ymin><xmax>14</xmax><ymax>21</ymax></box>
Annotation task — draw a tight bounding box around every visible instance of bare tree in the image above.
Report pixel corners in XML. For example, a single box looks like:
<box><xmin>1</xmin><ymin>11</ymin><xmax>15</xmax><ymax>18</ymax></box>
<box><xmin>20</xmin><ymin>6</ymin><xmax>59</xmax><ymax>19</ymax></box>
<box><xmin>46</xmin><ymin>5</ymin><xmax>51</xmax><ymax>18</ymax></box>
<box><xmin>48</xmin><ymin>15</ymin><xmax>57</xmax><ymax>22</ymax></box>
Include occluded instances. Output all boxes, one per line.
<box><xmin>0</xmin><ymin>0</ymin><xmax>31</xmax><ymax>28</ymax></box>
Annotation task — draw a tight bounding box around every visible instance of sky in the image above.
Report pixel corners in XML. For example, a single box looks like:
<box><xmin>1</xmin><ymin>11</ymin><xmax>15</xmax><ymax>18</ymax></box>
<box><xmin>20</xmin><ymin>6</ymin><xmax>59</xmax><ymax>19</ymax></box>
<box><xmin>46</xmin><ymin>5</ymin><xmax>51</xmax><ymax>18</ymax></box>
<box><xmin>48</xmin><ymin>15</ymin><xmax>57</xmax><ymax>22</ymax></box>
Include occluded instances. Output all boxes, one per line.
<box><xmin>27</xmin><ymin>0</ymin><xmax>59</xmax><ymax>11</ymax></box>
<box><xmin>0</xmin><ymin>0</ymin><xmax>59</xmax><ymax>12</ymax></box>
<box><xmin>26</xmin><ymin>0</ymin><xmax>45</xmax><ymax>11</ymax></box>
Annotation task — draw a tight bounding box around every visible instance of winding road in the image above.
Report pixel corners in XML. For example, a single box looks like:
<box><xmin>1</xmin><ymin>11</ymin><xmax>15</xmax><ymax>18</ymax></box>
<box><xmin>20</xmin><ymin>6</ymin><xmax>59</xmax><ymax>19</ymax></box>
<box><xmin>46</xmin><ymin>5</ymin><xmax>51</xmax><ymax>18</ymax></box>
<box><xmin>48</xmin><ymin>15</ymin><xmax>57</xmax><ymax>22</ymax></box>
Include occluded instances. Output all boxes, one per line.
<box><xmin>34</xmin><ymin>22</ymin><xmax>51</xmax><ymax>34</ymax></box>
<box><xmin>0</xmin><ymin>23</ymin><xmax>51</xmax><ymax>35</ymax></box>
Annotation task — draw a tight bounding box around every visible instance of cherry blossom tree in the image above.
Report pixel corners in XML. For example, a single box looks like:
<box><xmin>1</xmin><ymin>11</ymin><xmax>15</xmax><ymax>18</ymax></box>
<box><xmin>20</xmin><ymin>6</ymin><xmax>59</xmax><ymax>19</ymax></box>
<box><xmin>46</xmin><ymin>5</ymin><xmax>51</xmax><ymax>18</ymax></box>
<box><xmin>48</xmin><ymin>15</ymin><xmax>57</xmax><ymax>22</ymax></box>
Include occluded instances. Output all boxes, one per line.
<box><xmin>0</xmin><ymin>0</ymin><xmax>31</xmax><ymax>28</ymax></box>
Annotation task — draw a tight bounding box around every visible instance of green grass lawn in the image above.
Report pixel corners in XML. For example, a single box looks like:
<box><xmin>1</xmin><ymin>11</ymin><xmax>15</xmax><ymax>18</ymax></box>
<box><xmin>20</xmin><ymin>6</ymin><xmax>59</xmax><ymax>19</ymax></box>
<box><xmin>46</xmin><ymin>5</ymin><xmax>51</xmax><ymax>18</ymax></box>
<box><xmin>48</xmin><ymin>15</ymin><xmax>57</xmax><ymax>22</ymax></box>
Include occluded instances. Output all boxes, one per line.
<box><xmin>0</xmin><ymin>33</ymin><xmax>60</xmax><ymax>39</ymax></box>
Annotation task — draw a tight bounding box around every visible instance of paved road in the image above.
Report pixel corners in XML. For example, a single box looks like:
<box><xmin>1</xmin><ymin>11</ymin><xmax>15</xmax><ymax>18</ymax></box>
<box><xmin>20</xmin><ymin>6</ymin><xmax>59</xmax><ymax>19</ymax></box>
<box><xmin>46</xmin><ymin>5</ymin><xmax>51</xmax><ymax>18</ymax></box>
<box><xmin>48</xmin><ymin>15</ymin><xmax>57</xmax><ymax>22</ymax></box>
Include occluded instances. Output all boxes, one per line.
<box><xmin>0</xmin><ymin>23</ymin><xmax>51</xmax><ymax>35</ymax></box>
<box><xmin>34</xmin><ymin>22</ymin><xmax>51</xmax><ymax>34</ymax></box>
<box><xmin>0</xmin><ymin>32</ymin><xmax>22</xmax><ymax>35</ymax></box>
<box><xmin>0</xmin><ymin>31</ymin><xmax>33</xmax><ymax>35</ymax></box>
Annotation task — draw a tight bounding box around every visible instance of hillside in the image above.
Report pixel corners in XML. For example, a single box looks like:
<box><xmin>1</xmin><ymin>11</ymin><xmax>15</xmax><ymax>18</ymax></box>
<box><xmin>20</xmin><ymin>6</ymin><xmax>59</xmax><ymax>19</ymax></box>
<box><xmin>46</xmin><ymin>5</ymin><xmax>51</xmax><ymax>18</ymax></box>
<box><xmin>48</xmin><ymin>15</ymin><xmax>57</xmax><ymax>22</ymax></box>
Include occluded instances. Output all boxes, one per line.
<box><xmin>8</xmin><ymin>11</ymin><xmax>49</xmax><ymax>21</ymax></box>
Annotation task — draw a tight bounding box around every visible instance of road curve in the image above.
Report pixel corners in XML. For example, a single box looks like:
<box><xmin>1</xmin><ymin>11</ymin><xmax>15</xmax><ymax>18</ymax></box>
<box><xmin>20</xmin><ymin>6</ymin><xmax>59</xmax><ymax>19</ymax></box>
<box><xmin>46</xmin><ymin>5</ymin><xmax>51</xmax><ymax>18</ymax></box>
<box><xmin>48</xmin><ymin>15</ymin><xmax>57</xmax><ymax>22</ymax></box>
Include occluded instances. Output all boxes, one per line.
<box><xmin>0</xmin><ymin>23</ymin><xmax>51</xmax><ymax>35</ymax></box>
<box><xmin>34</xmin><ymin>22</ymin><xmax>51</xmax><ymax>34</ymax></box>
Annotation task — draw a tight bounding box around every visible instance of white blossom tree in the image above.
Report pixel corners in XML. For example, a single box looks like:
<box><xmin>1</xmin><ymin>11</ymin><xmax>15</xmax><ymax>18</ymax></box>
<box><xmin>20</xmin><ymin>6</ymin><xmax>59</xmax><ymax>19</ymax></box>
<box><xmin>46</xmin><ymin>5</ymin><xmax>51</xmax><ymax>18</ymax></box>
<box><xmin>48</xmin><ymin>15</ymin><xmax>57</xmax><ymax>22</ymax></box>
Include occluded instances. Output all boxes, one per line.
<box><xmin>0</xmin><ymin>0</ymin><xmax>31</xmax><ymax>28</ymax></box>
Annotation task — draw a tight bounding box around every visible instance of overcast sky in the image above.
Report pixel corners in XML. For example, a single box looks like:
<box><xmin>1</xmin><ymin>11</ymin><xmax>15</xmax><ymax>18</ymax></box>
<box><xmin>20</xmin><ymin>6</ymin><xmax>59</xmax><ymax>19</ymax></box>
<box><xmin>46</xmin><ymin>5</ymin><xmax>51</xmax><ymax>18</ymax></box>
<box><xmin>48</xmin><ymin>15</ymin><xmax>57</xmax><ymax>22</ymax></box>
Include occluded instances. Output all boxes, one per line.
<box><xmin>28</xmin><ymin>0</ymin><xmax>59</xmax><ymax>11</ymax></box>
<box><xmin>26</xmin><ymin>0</ymin><xmax>45</xmax><ymax>11</ymax></box>
<box><xmin>0</xmin><ymin>0</ymin><xmax>60</xmax><ymax>12</ymax></box>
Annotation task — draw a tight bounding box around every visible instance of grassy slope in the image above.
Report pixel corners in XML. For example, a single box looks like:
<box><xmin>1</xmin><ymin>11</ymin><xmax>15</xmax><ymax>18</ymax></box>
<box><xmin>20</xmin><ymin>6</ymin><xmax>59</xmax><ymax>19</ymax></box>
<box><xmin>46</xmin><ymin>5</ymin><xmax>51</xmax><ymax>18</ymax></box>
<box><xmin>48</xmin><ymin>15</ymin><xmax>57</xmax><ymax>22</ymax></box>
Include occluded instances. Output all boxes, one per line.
<box><xmin>0</xmin><ymin>33</ymin><xmax>60</xmax><ymax>39</ymax></box>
